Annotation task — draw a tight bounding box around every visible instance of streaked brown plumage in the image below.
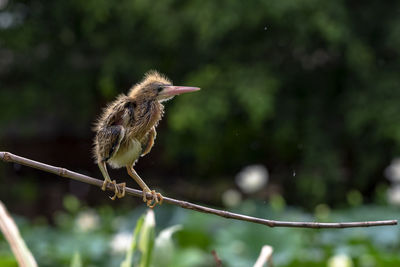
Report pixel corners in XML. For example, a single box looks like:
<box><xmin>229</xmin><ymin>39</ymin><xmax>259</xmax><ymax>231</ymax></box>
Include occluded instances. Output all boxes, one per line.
<box><xmin>93</xmin><ymin>71</ymin><xmax>200</xmax><ymax>208</ymax></box>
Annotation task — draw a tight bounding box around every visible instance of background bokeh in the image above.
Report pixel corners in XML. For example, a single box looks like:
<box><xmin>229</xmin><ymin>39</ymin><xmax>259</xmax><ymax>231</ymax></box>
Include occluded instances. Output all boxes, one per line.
<box><xmin>0</xmin><ymin>0</ymin><xmax>399</xmax><ymax>266</ymax></box>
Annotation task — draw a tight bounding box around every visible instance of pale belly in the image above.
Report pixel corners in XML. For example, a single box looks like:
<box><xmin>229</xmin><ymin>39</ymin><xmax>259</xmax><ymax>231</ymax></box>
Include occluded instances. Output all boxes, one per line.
<box><xmin>108</xmin><ymin>138</ymin><xmax>142</xmax><ymax>169</ymax></box>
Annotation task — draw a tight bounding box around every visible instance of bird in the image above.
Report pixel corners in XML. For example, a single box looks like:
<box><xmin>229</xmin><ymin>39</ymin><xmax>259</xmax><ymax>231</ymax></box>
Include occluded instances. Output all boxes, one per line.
<box><xmin>93</xmin><ymin>71</ymin><xmax>200</xmax><ymax>208</ymax></box>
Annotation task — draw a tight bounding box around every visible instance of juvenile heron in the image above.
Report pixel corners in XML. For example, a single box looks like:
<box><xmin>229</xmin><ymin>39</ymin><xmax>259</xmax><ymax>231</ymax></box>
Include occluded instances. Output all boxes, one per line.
<box><xmin>93</xmin><ymin>71</ymin><xmax>200</xmax><ymax>208</ymax></box>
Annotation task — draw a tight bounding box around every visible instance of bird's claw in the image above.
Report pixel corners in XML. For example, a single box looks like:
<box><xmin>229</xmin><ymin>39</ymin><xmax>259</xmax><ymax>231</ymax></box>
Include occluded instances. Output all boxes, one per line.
<box><xmin>101</xmin><ymin>180</ymin><xmax>108</xmax><ymax>191</ymax></box>
<box><xmin>102</xmin><ymin>180</ymin><xmax>126</xmax><ymax>200</ymax></box>
<box><xmin>118</xmin><ymin>182</ymin><xmax>126</xmax><ymax>198</ymax></box>
<box><xmin>110</xmin><ymin>181</ymin><xmax>126</xmax><ymax>200</ymax></box>
<box><xmin>142</xmin><ymin>189</ymin><xmax>163</xmax><ymax>208</ymax></box>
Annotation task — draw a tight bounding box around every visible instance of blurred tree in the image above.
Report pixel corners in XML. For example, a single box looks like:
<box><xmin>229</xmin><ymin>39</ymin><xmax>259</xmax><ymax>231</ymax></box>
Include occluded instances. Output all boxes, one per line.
<box><xmin>0</xmin><ymin>0</ymin><xmax>399</xmax><ymax>208</ymax></box>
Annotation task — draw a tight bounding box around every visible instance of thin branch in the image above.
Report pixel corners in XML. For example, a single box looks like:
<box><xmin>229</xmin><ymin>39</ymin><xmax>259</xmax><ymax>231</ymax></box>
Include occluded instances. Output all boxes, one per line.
<box><xmin>0</xmin><ymin>151</ymin><xmax>397</xmax><ymax>229</ymax></box>
<box><xmin>254</xmin><ymin>245</ymin><xmax>274</xmax><ymax>267</ymax></box>
<box><xmin>0</xmin><ymin>201</ymin><xmax>38</xmax><ymax>267</ymax></box>
<box><xmin>211</xmin><ymin>250</ymin><xmax>222</xmax><ymax>267</ymax></box>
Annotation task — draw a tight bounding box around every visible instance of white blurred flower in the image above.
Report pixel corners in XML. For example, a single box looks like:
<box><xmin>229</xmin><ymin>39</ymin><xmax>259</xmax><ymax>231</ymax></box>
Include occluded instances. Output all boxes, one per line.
<box><xmin>235</xmin><ymin>164</ymin><xmax>268</xmax><ymax>194</ymax></box>
<box><xmin>75</xmin><ymin>210</ymin><xmax>99</xmax><ymax>232</ymax></box>
<box><xmin>387</xmin><ymin>185</ymin><xmax>400</xmax><ymax>206</ymax></box>
<box><xmin>222</xmin><ymin>189</ymin><xmax>242</xmax><ymax>207</ymax></box>
<box><xmin>110</xmin><ymin>232</ymin><xmax>132</xmax><ymax>254</ymax></box>
<box><xmin>327</xmin><ymin>254</ymin><xmax>353</xmax><ymax>267</ymax></box>
<box><xmin>385</xmin><ymin>158</ymin><xmax>400</xmax><ymax>182</ymax></box>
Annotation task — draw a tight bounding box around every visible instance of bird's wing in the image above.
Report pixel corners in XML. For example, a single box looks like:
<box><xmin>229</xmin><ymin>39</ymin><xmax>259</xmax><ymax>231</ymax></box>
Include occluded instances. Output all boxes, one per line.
<box><xmin>96</xmin><ymin>125</ymin><xmax>125</xmax><ymax>162</ymax></box>
<box><xmin>94</xmin><ymin>96</ymin><xmax>137</xmax><ymax>163</ymax></box>
<box><xmin>101</xmin><ymin>97</ymin><xmax>134</xmax><ymax>127</ymax></box>
<box><xmin>141</xmin><ymin>127</ymin><xmax>156</xmax><ymax>156</ymax></box>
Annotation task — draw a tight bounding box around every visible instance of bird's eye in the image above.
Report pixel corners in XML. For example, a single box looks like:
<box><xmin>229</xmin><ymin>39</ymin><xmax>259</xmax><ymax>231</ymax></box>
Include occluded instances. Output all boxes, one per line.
<box><xmin>157</xmin><ymin>86</ymin><xmax>163</xmax><ymax>93</ymax></box>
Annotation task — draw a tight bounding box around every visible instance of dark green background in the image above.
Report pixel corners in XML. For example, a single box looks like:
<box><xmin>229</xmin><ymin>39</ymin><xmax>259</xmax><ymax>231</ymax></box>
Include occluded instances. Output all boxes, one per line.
<box><xmin>1</xmin><ymin>0</ymin><xmax>399</xmax><ymax>214</ymax></box>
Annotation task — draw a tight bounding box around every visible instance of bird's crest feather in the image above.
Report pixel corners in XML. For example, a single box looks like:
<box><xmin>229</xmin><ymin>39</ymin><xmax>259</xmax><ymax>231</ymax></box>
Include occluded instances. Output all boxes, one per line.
<box><xmin>128</xmin><ymin>70</ymin><xmax>172</xmax><ymax>97</ymax></box>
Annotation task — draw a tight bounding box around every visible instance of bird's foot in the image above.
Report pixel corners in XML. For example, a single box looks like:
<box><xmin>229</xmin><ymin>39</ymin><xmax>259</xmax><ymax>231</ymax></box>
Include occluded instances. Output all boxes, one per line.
<box><xmin>116</xmin><ymin>182</ymin><xmax>126</xmax><ymax>198</ymax></box>
<box><xmin>142</xmin><ymin>189</ymin><xmax>163</xmax><ymax>208</ymax></box>
<box><xmin>102</xmin><ymin>180</ymin><xmax>126</xmax><ymax>200</ymax></box>
<box><xmin>109</xmin><ymin>180</ymin><xmax>119</xmax><ymax>200</ymax></box>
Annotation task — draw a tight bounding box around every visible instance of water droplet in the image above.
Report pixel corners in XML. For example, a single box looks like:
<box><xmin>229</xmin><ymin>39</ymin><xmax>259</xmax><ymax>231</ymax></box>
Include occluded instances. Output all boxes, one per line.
<box><xmin>264</xmin><ymin>26</ymin><xmax>268</xmax><ymax>31</ymax></box>
<box><xmin>293</xmin><ymin>171</ymin><xmax>296</xmax><ymax>177</ymax></box>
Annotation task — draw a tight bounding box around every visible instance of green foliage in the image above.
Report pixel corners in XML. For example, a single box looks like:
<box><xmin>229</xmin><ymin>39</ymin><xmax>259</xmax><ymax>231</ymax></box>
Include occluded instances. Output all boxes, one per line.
<box><xmin>70</xmin><ymin>252</ymin><xmax>82</xmax><ymax>267</ymax></box>
<box><xmin>137</xmin><ymin>211</ymin><xmax>155</xmax><ymax>267</ymax></box>
<box><xmin>0</xmin><ymin>253</ymin><xmax>17</xmax><ymax>267</ymax></box>
<box><xmin>152</xmin><ymin>225</ymin><xmax>182</xmax><ymax>267</ymax></box>
<box><xmin>121</xmin><ymin>210</ymin><xmax>156</xmax><ymax>267</ymax></box>
<box><xmin>121</xmin><ymin>214</ymin><xmax>144</xmax><ymax>267</ymax></box>
<box><xmin>1</xmin><ymin>201</ymin><xmax>399</xmax><ymax>267</ymax></box>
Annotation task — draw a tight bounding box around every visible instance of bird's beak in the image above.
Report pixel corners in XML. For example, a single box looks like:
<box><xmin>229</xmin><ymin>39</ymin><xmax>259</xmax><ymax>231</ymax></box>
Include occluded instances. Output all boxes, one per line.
<box><xmin>161</xmin><ymin>86</ymin><xmax>200</xmax><ymax>97</ymax></box>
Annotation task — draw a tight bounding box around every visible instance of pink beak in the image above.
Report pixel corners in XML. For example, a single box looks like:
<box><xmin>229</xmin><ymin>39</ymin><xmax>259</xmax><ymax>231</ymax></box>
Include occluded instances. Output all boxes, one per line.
<box><xmin>162</xmin><ymin>86</ymin><xmax>200</xmax><ymax>97</ymax></box>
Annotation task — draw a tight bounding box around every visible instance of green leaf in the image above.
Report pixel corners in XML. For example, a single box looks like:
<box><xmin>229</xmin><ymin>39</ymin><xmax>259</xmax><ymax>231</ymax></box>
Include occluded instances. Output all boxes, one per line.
<box><xmin>120</xmin><ymin>215</ymin><xmax>144</xmax><ymax>267</ymax></box>
<box><xmin>70</xmin><ymin>252</ymin><xmax>82</xmax><ymax>267</ymax></box>
<box><xmin>152</xmin><ymin>225</ymin><xmax>183</xmax><ymax>267</ymax></box>
<box><xmin>138</xmin><ymin>210</ymin><xmax>156</xmax><ymax>267</ymax></box>
<box><xmin>120</xmin><ymin>210</ymin><xmax>156</xmax><ymax>267</ymax></box>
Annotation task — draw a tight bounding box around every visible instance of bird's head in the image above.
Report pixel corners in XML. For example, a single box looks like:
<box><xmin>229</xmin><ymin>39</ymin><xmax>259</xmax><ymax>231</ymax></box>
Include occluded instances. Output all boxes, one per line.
<box><xmin>128</xmin><ymin>70</ymin><xmax>200</xmax><ymax>102</ymax></box>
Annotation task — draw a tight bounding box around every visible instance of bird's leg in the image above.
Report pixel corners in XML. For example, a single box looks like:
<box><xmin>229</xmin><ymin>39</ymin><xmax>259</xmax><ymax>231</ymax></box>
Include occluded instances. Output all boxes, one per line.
<box><xmin>98</xmin><ymin>161</ymin><xmax>126</xmax><ymax>200</ymax></box>
<box><xmin>141</xmin><ymin>127</ymin><xmax>156</xmax><ymax>156</ymax></box>
<box><xmin>126</xmin><ymin>165</ymin><xmax>163</xmax><ymax>208</ymax></box>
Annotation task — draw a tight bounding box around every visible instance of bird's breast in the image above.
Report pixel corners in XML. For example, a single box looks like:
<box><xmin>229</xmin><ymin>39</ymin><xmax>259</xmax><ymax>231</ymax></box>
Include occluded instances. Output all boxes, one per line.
<box><xmin>107</xmin><ymin>138</ymin><xmax>142</xmax><ymax>168</ymax></box>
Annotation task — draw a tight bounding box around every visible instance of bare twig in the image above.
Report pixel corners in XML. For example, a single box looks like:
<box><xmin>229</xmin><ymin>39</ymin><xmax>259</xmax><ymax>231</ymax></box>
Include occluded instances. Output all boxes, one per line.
<box><xmin>0</xmin><ymin>201</ymin><xmax>38</xmax><ymax>267</ymax></box>
<box><xmin>211</xmin><ymin>250</ymin><xmax>222</xmax><ymax>267</ymax></box>
<box><xmin>0</xmin><ymin>151</ymin><xmax>397</xmax><ymax>229</ymax></box>
<box><xmin>254</xmin><ymin>245</ymin><xmax>273</xmax><ymax>267</ymax></box>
